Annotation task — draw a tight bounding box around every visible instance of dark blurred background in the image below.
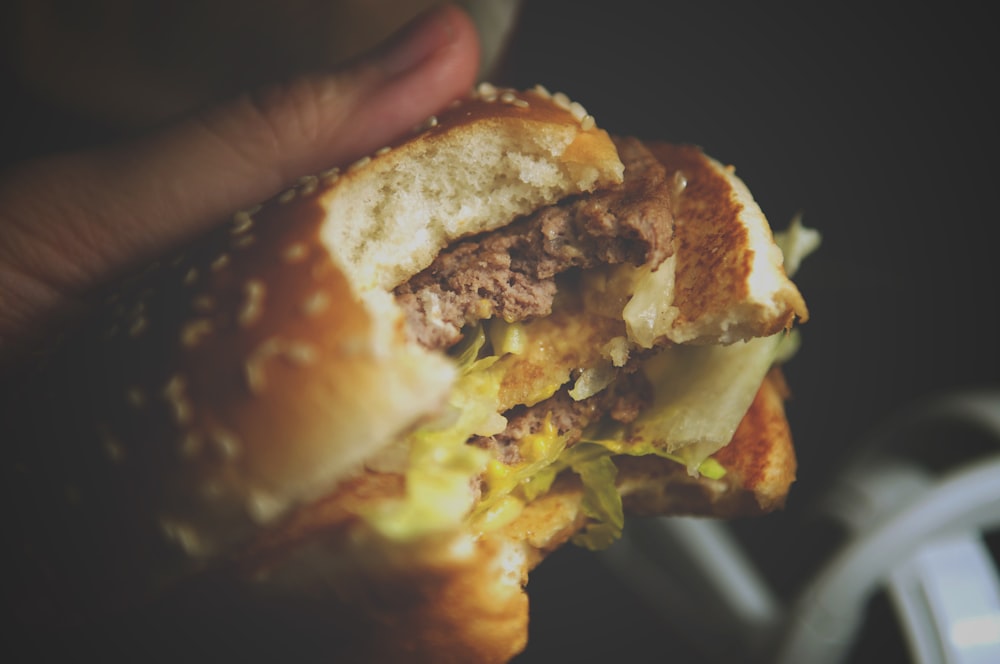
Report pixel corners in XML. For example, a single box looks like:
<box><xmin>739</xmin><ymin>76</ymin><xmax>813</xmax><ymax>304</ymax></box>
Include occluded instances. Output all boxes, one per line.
<box><xmin>3</xmin><ymin>1</ymin><xmax>998</xmax><ymax>662</ymax></box>
<box><xmin>501</xmin><ymin>4</ymin><xmax>1000</xmax><ymax>662</ymax></box>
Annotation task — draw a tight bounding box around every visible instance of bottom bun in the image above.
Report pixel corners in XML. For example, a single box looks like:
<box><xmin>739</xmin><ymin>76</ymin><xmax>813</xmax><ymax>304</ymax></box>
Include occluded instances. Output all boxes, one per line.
<box><xmin>10</xmin><ymin>370</ymin><xmax>793</xmax><ymax>663</ymax></box>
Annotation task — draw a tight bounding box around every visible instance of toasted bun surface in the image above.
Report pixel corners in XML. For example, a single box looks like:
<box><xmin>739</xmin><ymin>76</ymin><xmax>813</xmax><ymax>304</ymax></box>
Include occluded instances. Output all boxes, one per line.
<box><xmin>650</xmin><ymin>142</ymin><xmax>808</xmax><ymax>344</ymax></box>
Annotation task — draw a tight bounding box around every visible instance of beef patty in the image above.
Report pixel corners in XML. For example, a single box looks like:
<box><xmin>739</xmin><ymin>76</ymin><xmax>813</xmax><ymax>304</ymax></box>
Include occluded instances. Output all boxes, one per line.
<box><xmin>394</xmin><ymin>137</ymin><xmax>673</xmax><ymax>468</ymax></box>
<box><xmin>394</xmin><ymin>136</ymin><xmax>675</xmax><ymax>350</ymax></box>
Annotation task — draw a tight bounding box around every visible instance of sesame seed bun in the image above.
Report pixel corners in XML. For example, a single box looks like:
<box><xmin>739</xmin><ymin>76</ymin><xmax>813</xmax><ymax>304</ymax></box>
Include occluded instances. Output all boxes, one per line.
<box><xmin>5</xmin><ymin>85</ymin><xmax>808</xmax><ymax>662</ymax></box>
<box><xmin>6</xmin><ymin>83</ymin><xmax>625</xmax><ymax>616</ymax></box>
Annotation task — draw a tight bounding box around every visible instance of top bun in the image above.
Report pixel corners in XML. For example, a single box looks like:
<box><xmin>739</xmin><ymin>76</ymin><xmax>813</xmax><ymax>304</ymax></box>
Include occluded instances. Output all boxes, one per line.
<box><xmin>7</xmin><ymin>84</ymin><xmax>626</xmax><ymax>613</ymax></box>
<box><xmin>319</xmin><ymin>83</ymin><xmax>625</xmax><ymax>292</ymax></box>
<box><xmin>649</xmin><ymin>142</ymin><xmax>808</xmax><ymax>344</ymax></box>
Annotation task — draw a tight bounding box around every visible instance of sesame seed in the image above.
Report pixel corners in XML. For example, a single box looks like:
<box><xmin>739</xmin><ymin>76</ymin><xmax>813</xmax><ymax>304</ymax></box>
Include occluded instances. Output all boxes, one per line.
<box><xmin>348</xmin><ymin>155</ymin><xmax>371</xmax><ymax>171</ymax></box>
<box><xmin>420</xmin><ymin>115</ymin><xmax>439</xmax><ymax>131</ymax></box>
<box><xmin>283</xmin><ymin>243</ymin><xmax>308</xmax><ymax>263</ymax></box>
<box><xmin>165</xmin><ymin>374</ymin><xmax>185</xmax><ymax>394</ymax></box>
<box><xmin>374</xmin><ymin>146</ymin><xmax>392</xmax><ymax>156</ymax></box>
<box><xmin>500</xmin><ymin>91</ymin><xmax>516</xmax><ymax>104</ymax></box>
<box><xmin>163</xmin><ymin>375</ymin><xmax>192</xmax><ymax>425</ymax></box>
<box><xmin>244</xmin><ymin>363</ymin><xmax>264</xmax><ymax>394</ymax></box>
<box><xmin>181</xmin><ymin>319</ymin><xmax>214</xmax><ymax>347</ymax></box>
<box><xmin>211</xmin><ymin>253</ymin><xmax>230</xmax><ymax>271</ymax></box>
<box><xmin>245</xmin><ymin>338</ymin><xmax>279</xmax><ymax>393</ymax></box>
<box><xmin>231</xmin><ymin>211</ymin><xmax>254</xmax><ymax>234</ymax></box>
<box><xmin>277</xmin><ymin>188</ymin><xmax>296</xmax><ymax>204</ymax></box>
<box><xmin>159</xmin><ymin>518</ymin><xmax>206</xmax><ymax>556</ymax></box>
<box><xmin>580</xmin><ymin>114</ymin><xmax>596</xmax><ymax>131</ymax></box>
<box><xmin>302</xmin><ymin>290</ymin><xmax>330</xmax><ymax>316</ymax></box>
<box><xmin>183</xmin><ymin>267</ymin><xmax>199</xmax><ymax>286</ymax></box>
<box><xmin>238</xmin><ymin>279</ymin><xmax>266</xmax><ymax>327</ymax></box>
<box><xmin>512</xmin><ymin>98</ymin><xmax>530</xmax><ymax>109</ymax></box>
<box><xmin>532</xmin><ymin>84</ymin><xmax>552</xmax><ymax>99</ymax></box>
<box><xmin>568</xmin><ymin>101</ymin><xmax>588</xmax><ymax>122</ymax></box>
<box><xmin>552</xmin><ymin>91</ymin><xmax>572</xmax><ymax>111</ymax></box>
<box><xmin>173</xmin><ymin>401</ymin><xmax>192</xmax><ymax>426</ymax></box>
<box><xmin>297</xmin><ymin>174</ymin><xmax>319</xmax><ymax>196</ymax></box>
<box><xmin>284</xmin><ymin>341</ymin><xmax>318</xmax><ymax>365</ymax></box>
<box><xmin>319</xmin><ymin>166</ymin><xmax>340</xmax><ymax>179</ymax></box>
<box><xmin>477</xmin><ymin>82</ymin><xmax>498</xmax><ymax>98</ymax></box>
<box><xmin>321</xmin><ymin>169</ymin><xmax>341</xmax><ymax>185</ymax></box>
<box><xmin>243</xmin><ymin>338</ymin><xmax>316</xmax><ymax>393</ymax></box>
<box><xmin>247</xmin><ymin>490</ymin><xmax>285</xmax><ymax>524</ymax></box>
<box><xmin>210</xmin><ymin>429</ymin><xmax>241</xmax><ymax>460</ymax></box>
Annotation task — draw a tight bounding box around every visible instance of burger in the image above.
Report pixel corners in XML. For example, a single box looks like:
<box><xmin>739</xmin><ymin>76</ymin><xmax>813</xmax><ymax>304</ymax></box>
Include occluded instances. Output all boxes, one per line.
<box><xmin>5</xmin><ymin>84</ymin><xmax>817</xmax><ymax>662</ymax></box>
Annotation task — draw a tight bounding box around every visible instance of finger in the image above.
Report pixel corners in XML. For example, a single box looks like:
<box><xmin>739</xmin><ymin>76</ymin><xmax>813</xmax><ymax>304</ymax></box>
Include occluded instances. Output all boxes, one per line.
<box><xmin>124</xmin><ymin>3</ymin><xmax>482</xmax><ymax>239</ymax></box>
<box><xmin>0</xmin><ymin>5</ymin><xmax>480</xmax><ymax>356</ymax></box>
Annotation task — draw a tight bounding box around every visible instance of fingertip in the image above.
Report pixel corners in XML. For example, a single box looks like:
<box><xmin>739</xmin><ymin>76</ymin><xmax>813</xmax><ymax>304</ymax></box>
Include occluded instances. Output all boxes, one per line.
<box><xmin>328</xmin><ymin>4</ymin><xmax>481</xmax><ymax>162</ymax></box>
<box><xmin>218</xmin><ymin>3</ymin><xmax>482</xmax><ymax>181</ymax></box>
<box><xmin>375</xmin><ymin>4</ymin><xmax>482</xmax><ymax>81</ymax></box>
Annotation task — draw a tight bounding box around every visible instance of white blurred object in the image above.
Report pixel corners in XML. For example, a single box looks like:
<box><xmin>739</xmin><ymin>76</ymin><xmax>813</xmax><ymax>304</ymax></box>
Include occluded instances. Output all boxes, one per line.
<box><xmin>600</xmin><ymin>390</ymin><xmax>1000</xmax><ymax>664</ymax></box>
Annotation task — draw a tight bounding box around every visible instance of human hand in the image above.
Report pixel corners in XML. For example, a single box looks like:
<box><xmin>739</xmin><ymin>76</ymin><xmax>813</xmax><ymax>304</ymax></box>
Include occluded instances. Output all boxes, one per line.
<box><xmin>0</xmin><ymin>4</ymin><xmax>480</xmax><ymax>365</ymax></box>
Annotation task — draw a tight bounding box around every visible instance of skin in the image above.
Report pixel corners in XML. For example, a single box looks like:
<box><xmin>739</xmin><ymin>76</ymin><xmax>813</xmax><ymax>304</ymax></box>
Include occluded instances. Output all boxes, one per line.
<box><xmin>0</xmin><ymin>4</ymin><xmax>481</xmax><ymax>366</ymax></box>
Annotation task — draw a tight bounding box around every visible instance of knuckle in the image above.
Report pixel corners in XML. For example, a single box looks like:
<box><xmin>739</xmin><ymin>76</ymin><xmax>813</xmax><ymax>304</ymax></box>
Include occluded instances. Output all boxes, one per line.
<box><xmin>244</xmin><ymin>74</ymin><xmax>330</xmax><ymax>149</ymax></box>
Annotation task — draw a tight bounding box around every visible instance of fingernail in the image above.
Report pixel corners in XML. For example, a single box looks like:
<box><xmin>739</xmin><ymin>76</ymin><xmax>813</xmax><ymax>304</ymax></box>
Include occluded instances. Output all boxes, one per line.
<box><xmin>375</xmin><ymin>5</ymin><xmax>460</xmax><ymax>77</ymax></box>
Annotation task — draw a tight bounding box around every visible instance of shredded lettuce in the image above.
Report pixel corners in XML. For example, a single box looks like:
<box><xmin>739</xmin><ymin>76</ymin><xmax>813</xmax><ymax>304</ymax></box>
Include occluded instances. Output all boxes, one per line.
<box><xmin>775</xmin><ymin>214</ymin><xmax>821</xmax><ymax>279</ymax></box>
<box><xmin>365</xmin><ymin>218</ymin><xmax>820</xmax><ymax>544</ymax></box>
<box><xmin>631</xmin><ymin>333</ymin><xmax>789</xmax><ymax>474</ymax></box>
<box><xmin>470</xmin><ymin>414</ymin><xmax>569</xmax><ymax>528</ymax></box>
<box><xmin>362</xmin><ymin>348</ymin><xmax>500</xmax><ymax>540</ymax></box>
<box><xmin>453</xmin><ymin>323</ymin><xmax>488</xmax><ymax>370</ymax></box>
<box><xmin>562</xmin><ymin>444</ymin><xmax>624</xmax><ymax>549</ymax></box>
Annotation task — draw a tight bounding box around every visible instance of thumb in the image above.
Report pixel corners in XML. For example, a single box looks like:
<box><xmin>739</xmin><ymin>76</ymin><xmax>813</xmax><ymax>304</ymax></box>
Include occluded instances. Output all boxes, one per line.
<box><xmin>0</xmin><ymin>5</ymin><xmax>480</xmax><ymax>356</ymax></box>
<box><xmin>135</xmin><ymin>3</ymin><xmax>482</xmax><ymax>229</ymax></box>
